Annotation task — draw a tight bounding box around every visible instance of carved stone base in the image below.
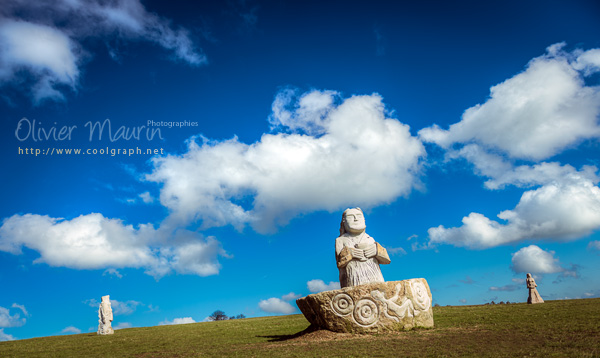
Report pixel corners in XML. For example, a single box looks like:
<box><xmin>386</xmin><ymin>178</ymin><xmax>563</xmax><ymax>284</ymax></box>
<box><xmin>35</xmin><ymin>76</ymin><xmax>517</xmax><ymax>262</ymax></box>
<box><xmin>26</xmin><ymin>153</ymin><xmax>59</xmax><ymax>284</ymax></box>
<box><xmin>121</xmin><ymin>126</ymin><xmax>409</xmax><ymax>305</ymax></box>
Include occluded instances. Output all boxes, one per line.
<box><xmin>296</xmin><ymin>278</ymin><xmax>434</xmax><ymax>333</ymax></box>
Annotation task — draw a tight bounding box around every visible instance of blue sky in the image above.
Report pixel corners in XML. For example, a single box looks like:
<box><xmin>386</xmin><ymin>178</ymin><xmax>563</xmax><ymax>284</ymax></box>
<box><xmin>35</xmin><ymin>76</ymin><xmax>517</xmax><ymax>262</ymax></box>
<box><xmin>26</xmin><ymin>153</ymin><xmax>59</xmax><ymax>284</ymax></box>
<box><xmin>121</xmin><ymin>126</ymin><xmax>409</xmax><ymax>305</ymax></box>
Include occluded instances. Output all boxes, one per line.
<box><xmin>1</xmin><ymin>0</ymin><xmax>600</xmax><ymax>341</ymax></box>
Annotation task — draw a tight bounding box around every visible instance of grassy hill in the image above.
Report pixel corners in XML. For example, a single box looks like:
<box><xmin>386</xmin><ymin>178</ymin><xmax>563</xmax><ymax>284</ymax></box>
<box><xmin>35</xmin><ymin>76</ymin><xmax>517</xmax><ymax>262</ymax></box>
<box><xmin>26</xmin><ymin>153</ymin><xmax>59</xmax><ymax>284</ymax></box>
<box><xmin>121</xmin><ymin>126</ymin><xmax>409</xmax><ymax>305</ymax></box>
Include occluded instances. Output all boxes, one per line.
<box><xmin>1</xmin><ymin>298</ymin><xmax>599</xmax><ymax>357</ymax></box>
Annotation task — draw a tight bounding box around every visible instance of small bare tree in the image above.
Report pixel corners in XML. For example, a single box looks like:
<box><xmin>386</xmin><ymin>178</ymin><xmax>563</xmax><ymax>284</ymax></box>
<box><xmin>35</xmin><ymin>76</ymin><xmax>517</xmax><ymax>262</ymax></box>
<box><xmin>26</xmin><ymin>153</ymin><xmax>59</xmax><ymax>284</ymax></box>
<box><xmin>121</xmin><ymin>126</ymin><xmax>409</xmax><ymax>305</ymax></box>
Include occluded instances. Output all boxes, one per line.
<box><xmin>208</xmin><ymin>310</ymin><xmax>228</xmax><ymax>321</ymax></box>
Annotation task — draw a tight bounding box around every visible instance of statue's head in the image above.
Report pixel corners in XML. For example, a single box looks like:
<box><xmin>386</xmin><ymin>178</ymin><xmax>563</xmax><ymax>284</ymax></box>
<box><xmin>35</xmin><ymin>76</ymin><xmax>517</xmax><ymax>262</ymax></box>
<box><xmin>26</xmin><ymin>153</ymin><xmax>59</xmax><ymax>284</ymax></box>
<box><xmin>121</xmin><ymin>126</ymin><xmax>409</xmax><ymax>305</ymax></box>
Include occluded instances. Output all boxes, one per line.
<box><xmin>526</xmin><ymin>273</ymin><xmax>532</xmax><ymax>278</ymax></box>
<box><xmin>101</xmin><ymin>295</ymin><xmax>110</xmax><ymax>303</ymax></box>
<box><xmin>340</xmin><ymin>207</ymin><xmax>366</xmax><ymax>235</ymax></box>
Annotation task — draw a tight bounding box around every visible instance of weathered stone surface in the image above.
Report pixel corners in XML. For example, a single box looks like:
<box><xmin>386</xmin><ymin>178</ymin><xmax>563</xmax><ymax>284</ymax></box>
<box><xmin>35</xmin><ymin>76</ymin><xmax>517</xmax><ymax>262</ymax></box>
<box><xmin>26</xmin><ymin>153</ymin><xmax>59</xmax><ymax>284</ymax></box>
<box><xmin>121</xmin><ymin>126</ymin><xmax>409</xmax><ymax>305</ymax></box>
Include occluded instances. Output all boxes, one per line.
<box><xmin>296</xmin><ymin>278</ymin><xmax>434</xmax><ymax>333</ymax></box>
<box><xmin>97</xmin><ymin>295</ymin><xmax>114</xmax><ymax>335</ymax></box>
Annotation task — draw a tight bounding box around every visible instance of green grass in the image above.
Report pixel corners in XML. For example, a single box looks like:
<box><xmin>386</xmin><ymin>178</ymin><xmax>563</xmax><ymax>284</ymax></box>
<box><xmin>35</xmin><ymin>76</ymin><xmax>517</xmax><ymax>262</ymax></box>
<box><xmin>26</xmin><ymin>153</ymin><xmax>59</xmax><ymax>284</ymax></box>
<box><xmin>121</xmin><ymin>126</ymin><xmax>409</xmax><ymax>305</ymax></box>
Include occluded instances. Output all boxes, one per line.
<box><xmin>1</xmin><ymin>298</ymin><xmax>599</xmax><ymax>357</ymax></box>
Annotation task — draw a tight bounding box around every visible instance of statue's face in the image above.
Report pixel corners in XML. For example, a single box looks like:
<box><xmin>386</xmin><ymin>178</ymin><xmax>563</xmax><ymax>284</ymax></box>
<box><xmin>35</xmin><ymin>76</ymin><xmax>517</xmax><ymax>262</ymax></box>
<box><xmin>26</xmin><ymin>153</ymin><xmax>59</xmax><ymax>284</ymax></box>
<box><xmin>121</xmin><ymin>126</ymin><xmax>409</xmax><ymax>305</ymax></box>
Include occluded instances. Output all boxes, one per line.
<box><xmin>344</xmin><ymin>209</ymin><xmax>366</xmax><ymax>233</ymax></box>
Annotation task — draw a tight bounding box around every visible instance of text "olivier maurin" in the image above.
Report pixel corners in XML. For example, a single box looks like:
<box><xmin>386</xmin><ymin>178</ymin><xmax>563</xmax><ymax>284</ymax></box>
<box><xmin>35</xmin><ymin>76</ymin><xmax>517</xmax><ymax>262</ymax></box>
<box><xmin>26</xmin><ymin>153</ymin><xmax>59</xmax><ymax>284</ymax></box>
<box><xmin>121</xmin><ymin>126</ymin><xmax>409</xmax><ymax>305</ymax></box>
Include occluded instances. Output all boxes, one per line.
<box><xmin>15</xmin><ymin>118</ymin><xmax>164</xmax><ymax>142</ymax></box>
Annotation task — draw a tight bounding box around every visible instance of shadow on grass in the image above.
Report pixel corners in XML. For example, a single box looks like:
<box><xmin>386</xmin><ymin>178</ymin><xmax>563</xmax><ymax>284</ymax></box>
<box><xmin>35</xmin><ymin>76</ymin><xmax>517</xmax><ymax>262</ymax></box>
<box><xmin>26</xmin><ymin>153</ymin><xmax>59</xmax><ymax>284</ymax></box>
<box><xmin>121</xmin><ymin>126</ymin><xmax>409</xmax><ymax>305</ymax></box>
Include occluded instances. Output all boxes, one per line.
<box><xmin>257</xmin><ymin>324</ymin><xmax>319</xmax><ymax>342</ymax></box>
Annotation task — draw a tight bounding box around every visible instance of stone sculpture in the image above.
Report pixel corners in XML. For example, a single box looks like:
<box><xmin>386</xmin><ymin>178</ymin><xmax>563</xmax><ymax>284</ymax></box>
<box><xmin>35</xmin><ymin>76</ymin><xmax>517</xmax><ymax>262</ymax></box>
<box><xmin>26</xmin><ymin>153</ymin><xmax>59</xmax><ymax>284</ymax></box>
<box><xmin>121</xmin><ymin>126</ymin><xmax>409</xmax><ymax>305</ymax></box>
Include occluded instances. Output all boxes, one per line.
<box><xmin>526</xmin><ymin>273</ymin><xmax>544</xmax><ymax>304</ymax></box>
<box><xmin>297</xmin><ymin>208</ymin><xmax>434</xmax><ymax>333</ymax></box>
<box><xmin>335</xmin><ymin>208</ymin><xmax>390</xmax><ymax>288</ymax></box>
<box><xmin>97</xmin><ymin>295</ymin><xmax>114</xmax><ymax>335</ymax></box>
<box><xmin>297</xmin><ymin>279</ymin><xmax>433</xmax><ymax>333</ymax></box>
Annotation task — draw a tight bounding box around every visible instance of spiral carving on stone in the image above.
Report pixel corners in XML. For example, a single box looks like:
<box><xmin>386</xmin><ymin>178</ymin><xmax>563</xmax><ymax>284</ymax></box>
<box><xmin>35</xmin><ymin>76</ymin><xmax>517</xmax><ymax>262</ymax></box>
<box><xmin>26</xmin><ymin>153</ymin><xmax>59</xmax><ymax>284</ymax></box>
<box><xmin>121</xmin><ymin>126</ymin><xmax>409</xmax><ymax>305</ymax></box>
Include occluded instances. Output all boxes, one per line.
<box><xmin>410</xmin><ymin>280</ymin><xmax>431</xmax><ymax>311</ymax></box>
<box><xmin>331</xmin><ymin>293</ymin><xmax>354</xmax><ymax>316</ymax></box>
<box><xmin>353</xmin><ymin>298</ymin><xmax>379</xmax><ymax>326</ymax></box>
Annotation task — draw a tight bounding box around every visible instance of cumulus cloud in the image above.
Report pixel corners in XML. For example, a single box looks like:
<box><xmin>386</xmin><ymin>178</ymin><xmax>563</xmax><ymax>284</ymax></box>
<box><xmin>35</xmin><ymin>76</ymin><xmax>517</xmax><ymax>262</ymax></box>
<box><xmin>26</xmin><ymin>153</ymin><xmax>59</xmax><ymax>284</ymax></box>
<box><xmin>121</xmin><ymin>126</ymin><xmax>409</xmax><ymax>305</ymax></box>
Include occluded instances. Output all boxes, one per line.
<box><xmin>0</xmin><ymin>213</ymin><xmax>227</xmax><ymax>279</ymax></box>
<box><xmin>420</xmin><ymin>44</ymin><xmax>600</xmax><ymax>250</ymax></box>
<box><xmin>0</xmin><ymin>328</ymin><xmax>15</xmax><ymax>341</ymax></box>
<box><xmin>0</xmin><ymin>0</ymin><xmax>205</xmax><ymax>102</ymax></box>
<box><xmin>0</xmin><ymin>306</ymin><xmax>25</xmax><ymax>328</ymax></box>
<box><xmin>307</xmin><ymin>279</ymin><xmax>340</xmax><ymax>293</ymax></box>
<box><xmin>573</xmin><ymin>48</ymin><xmax>600</xmax><ymax>76</ymax></box>
<box><xmin>61</xmin><ymin>326</ymin><xmax>81</xmax><ymax>334</ymax></box>
<box><xmin>258</xmin><ymin>298</ymin><xmax>296</xmax><ymax>314</ymax></box>
<box><xmin>281</xmin><ymin>292</ymin><xmax>301</xmax><ymax>301</ymax></box>
<box><xmin>447</xmin><ymin>144</ymin><xmax>600</xmax><ymax>190</ymax></box>
<box><xmin>511</xmin><ymin>245</ymin><xmax>563</xmax><ymax>274</ymax></box>
<box><xmin>427</xmin><ymin>175</ymin><xmax>600</xmax><ymax>249</ymax></box>
<box><xmin>419</xmin><ymin>43</ymin><xmax>600</xmax><ymax>161</ymax></box>
<box><xmin>147</xmin><ymin>89</ymin><xmax>425</xmax><ymax>233</ymax></box>
<box><xmin>159</xmin><ymin>317</ymin><xmax>196</xmax><ymax>326</ymax></box>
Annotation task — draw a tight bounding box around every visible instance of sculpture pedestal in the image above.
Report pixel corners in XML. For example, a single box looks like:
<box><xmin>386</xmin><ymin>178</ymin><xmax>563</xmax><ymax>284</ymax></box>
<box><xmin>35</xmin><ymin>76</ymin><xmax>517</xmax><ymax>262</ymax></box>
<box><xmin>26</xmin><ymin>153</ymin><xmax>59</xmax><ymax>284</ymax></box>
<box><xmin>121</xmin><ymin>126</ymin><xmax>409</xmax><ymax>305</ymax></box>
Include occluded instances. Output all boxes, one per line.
<box><xmin>296</xmin><ymin>278</ymin><xmax>434</xmax><ymax>333</ymax></box>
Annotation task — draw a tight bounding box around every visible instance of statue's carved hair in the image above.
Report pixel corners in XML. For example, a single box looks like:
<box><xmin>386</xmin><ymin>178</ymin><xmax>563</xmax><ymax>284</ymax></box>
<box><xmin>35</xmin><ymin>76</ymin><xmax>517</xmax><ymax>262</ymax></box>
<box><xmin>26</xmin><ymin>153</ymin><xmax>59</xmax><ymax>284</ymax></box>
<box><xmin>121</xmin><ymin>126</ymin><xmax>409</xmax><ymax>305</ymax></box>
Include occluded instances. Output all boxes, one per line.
<box><xmin>339</xmin><ymin>207</ymin><xmax>363</xmax><ymax>236</ymax></box>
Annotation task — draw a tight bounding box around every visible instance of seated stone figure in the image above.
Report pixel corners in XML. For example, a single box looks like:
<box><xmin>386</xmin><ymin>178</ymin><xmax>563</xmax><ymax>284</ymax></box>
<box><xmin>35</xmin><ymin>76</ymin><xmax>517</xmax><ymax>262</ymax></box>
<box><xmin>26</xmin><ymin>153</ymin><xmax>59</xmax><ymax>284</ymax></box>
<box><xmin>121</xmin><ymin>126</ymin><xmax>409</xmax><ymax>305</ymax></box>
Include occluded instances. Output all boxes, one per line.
<box><xmin>335</xmin><ymin>208</ymin><xmax>390</xmax><ymax>288</ymax></box>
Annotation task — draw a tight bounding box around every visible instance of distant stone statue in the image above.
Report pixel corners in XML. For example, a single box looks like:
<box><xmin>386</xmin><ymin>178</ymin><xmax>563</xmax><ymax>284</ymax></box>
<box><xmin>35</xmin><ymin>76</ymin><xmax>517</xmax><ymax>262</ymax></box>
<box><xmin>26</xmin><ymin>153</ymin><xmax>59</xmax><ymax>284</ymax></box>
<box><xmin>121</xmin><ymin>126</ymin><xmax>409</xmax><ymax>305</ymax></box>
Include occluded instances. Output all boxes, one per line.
<box><xmin>335</xmin><ymin>208</ymin><xmax>390</xmax><ymax>288</ymax></box>
<box><xmin>526</xmin><ymin>273</ymin><xmax>544</xmax><ymax>304</ymax></box>
<box><xmin>97</xmin><ymin>295</ymin><xmax>114</xmax><ymax>335</ymax></box>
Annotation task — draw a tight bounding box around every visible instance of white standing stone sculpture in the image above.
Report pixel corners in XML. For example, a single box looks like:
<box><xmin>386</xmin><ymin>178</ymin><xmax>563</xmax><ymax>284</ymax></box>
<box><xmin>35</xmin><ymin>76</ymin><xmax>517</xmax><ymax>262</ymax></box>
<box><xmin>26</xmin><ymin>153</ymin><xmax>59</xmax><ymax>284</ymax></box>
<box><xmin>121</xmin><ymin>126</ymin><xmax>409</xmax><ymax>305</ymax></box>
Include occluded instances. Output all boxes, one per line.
<box><xmin>97</xmin><ymin>295</ymin><xmax>114</xmax><ymax>335</ymax></box>
<box><xmin>335</xmin><ymin>208</ymin><xmax>390</xmax><ymax>288</ymax></box>
<box><xmin>526</xmin><ymin>273</ymin><xmax>544</xmax><ymax>304</ymax></box>
<box><xmin>297</xmin><ymin>208</ymin><xmax>434</xmax><ymax>333</ymax></box>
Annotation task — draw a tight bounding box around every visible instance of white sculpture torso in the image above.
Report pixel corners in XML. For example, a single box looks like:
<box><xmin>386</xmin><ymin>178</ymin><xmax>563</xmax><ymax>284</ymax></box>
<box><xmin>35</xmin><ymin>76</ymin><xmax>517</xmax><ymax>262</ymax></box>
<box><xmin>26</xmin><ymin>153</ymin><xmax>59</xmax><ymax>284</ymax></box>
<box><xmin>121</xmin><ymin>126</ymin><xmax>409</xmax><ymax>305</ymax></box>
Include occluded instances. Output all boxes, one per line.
<box><xmin>335</xmin><ymin>208</ymin><xmax>390</xmax><ymax>288</ymax></box>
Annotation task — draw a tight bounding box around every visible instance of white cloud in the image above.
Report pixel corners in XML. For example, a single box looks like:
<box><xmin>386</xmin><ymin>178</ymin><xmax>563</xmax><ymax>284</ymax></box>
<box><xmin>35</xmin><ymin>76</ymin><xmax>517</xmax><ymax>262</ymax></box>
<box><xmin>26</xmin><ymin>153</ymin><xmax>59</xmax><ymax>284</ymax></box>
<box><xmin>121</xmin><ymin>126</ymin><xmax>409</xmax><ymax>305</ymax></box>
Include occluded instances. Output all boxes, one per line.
<box><xmin>511</xmin><ymin>245</ymin><xmax>563</xmax><ymax>274</ymax></box>
<box><xmin>387</xmin><ymin>247</ymin><xmax>407</xmax><ymax>256</ymax></box>
<box><xmin>419</xmin><ymin>43</ymin><xmax>600</xmax><ymax>161</ymax></box>
<box><xmin>0</xmin><ymin>213</ymin><xmax>227</xmax><ymax>279</ymax></box>
<box><xmin>139</xmin><ymin>192</ymin><xmax>154</xmax><ymax>204</ymax></box>
<box><xmin>103</xmin><ymin>268</ymin><xmax>123</xmax><ymax>278</ymax></box>
<box><xmin>588</xmin><ymin>241</ymin><xmax>600</xmax><ymax>253</ymax></box>
<box><xmin>159</xmin><ymin>317</ymin><xmax>196</xmax><ymax>326</ymax></box>
<box><xmin>110</xmin><ymin>300</ymin><xmax>142</xmax><ymax>316</ymax></box>
<box><xmin>307</xmin><ymin>279</ymin><xmax>340</xmax><ymax>293</ymax></box>
<box><xmin>0</xmin><ymin>306</ymin><xmax>25</xmax><ymax>328</ymax></box>
<box><xmin>61</xmin><ymin>326</ymin><xmax>81</xmax><ymax>334</ymax></box>
<box><xmin>0</xmin><ymin>20</ymin><xmax>78</xmax><ymax>102</ymax></box>
<box><xmin>281</xmin><ymin>292</ymin><xmax>301</xmax><ymax>301</ymax></box>
<box><xmin>114</xmin><ymin>322</ymin><xmax>133</xmax><ymax>330</ymax></box>
<box><xmin>427</xmin><ymin>175</ymin><xmax>600</xmax><ymax>249</ymax></box>
<box><xmin>573</xmin><ymin>48</ymin><xmax>600</xmax><ymax>76</ymax></box>
<box><xmin>147</xmin><ymin>89</ymin><xmax>425</xmax><ymax>233</ymax></box>
<box><xmin>0</xmin><ymin>0</ymin><xmax>205</xmax><ymax>102</ymax></box>
<box><xmin>268</xmin><ymin>88</ymin><xmax>338</xmax><ymax>135</ymax></box>
<box><xmin>11</xmin><ymin>304</ymin><xmax>28</xmax><ymax>317</ymax></box>
<box><xmin>0</xmin><ymin>328</ymin><xmax>15</xmax><ymax>341</ymax></box>
<box><xmin>446</xmin><ymin>144</ymin><xmax>599</xmax><ymax>190</ymax></box>
<box><xmin>258</xmin><ymin>298</ymin><xmax>296</xmax><ymax>314</ymax></box>
<box><xmin>419</xmin><ymin>44</ymin><xmax>600</xmax><ymax>251</ymax></box>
